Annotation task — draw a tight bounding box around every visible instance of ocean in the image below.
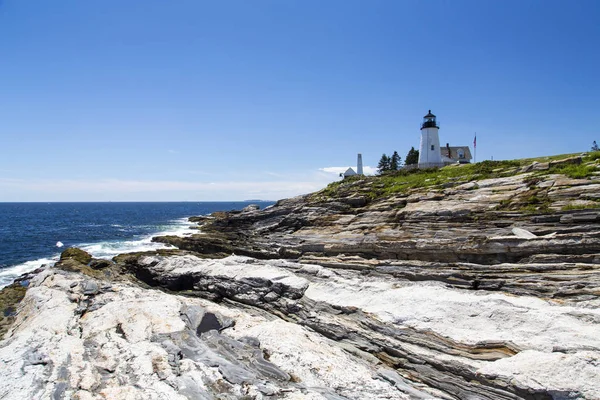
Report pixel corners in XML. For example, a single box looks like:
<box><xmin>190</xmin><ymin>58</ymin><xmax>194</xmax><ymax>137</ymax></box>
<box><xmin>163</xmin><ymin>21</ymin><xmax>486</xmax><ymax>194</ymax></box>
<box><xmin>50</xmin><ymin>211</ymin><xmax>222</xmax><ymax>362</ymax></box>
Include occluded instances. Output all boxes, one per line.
<box><xmin>0</xmin><ymin>202</ymin><xmax>273</xmax><ymax>288</ymax></box>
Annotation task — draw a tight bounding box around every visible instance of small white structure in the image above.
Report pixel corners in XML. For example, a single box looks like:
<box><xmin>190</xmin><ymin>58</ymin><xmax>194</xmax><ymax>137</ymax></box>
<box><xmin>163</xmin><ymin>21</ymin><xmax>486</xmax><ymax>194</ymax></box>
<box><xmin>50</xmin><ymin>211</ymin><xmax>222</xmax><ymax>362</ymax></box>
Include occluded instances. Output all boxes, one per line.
<box><xmin>339</xmin><ymin>153</ymin><xmax>364</xmax><ymax>179</ymax></box>
<box><xmin>418</xmin><ymin>110</ymin><xmax>443</xmax><ymax>168</ymax></box>
<box><xmin>341</xmin><ymin>167</ymin><xmax>357</xmax><ymax>178</ymax></box>
<box><xmin>357</xmin><ymin>153</ymin><xmax>363</xmax><ymax>175</ymax></box>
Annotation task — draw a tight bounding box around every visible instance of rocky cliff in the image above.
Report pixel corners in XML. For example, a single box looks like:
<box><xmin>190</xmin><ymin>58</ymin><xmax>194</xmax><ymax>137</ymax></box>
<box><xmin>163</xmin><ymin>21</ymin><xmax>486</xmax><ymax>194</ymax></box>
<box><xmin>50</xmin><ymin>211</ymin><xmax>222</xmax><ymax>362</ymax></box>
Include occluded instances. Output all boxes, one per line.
<box><xmin>2</xmin><ymin>155</ymin><xmax>600</xmax><ymax>399</ymax></box>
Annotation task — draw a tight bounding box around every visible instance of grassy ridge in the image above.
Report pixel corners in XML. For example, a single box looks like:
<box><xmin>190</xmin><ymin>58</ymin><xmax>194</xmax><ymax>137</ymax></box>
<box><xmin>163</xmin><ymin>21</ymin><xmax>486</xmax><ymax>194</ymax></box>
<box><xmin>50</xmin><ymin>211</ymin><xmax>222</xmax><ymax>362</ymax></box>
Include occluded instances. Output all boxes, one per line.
<box><xmin>316</xmin><ymin>152</ymin><xmax>600</xmax><ymax>202</ymax></box>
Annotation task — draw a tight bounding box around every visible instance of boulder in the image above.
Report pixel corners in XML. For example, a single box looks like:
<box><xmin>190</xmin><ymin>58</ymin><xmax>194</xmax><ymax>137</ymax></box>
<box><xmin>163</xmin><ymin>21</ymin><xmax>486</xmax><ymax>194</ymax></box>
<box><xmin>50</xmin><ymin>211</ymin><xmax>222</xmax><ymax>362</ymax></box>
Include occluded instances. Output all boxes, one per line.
<box><xmin>89</xmin><ymin>259</ymin><xmax>112</xmax><ymax>270</ymax></box>
<box><xmin>242</xmin><ymin>204</ymin><xmax>260</xmax><ymax>212</ymax></box>
<box><xmin>59</xmin><ymin>247</ymin><xmax>92</xmax><ymax>264</ymax></box>
<box><xmin>549</xmin><ymin>156</ymin><xmax>582</xmax><ymax>167</ymax></box>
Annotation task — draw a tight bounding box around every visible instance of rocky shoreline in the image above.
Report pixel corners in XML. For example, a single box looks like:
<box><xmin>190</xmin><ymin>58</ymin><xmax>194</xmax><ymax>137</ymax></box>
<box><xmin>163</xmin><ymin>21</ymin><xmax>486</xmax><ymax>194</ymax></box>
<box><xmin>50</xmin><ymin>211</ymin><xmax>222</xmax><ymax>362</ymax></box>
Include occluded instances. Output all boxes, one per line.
<box><xmin>2</xmin><ymin>157</ymin><xmax>600</xmax><ymax>399</ymax></box>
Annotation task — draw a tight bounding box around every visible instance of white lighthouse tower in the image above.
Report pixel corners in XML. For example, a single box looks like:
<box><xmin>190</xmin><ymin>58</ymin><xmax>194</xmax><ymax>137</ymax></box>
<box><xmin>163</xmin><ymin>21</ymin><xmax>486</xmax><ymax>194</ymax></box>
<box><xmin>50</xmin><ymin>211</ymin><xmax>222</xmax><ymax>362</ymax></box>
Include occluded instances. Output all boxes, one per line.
<box><xmin>418</xmin><ymin>110</ymin><xmax>442</xmax><ymax>168</ymax></box>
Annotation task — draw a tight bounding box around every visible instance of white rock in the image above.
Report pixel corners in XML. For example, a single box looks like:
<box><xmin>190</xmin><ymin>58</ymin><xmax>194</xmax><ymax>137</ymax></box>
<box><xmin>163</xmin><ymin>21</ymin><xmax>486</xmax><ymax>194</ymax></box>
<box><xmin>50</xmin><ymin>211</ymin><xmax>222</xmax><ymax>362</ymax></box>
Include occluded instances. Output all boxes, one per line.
<box><xmin>0</xmin><ymin>268</ymin><xmax>410</xmax><ymax>399</ymax></box>
<box><xmin>511</xmin><ymin>227</ymin><xmax>538</xmax><ymax>239</ymax></box>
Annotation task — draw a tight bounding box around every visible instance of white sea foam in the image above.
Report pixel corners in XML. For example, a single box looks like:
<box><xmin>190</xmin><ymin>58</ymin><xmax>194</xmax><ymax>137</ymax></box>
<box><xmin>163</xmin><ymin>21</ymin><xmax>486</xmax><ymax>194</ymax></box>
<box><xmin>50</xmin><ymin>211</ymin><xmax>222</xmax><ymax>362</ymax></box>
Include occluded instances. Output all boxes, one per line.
<box><xmin>0</xmin><ymin>257</ymin><xmax>59</xmax><ymax>288</ymax></box>
<box><xmin>0</xmin><ymin>218</ymin><xmax>196</xmax><ymax>289</ymax></box>
<box><xmin>80</xmin><ymin>218</ymin><xmax>195</xmax><ymax>260</ymax></box>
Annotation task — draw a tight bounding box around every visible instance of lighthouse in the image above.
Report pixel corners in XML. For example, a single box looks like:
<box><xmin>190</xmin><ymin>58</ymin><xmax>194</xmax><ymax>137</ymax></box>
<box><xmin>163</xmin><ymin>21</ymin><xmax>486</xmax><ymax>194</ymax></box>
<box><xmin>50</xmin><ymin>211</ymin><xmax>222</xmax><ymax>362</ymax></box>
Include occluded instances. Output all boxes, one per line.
<box><xmin>418</xmin><ymin>110</ymin><xmax>442</xmax><ymax>168</ymax></box>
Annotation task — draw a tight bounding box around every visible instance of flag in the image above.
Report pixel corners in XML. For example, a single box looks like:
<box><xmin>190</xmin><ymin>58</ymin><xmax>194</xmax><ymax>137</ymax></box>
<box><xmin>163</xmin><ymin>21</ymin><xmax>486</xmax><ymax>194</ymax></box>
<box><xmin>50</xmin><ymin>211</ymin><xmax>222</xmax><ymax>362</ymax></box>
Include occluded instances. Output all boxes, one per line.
<box><xmin>473</xmin><ymin>133</ymin><xmax>477</xmax><ymax>149</ymax></box>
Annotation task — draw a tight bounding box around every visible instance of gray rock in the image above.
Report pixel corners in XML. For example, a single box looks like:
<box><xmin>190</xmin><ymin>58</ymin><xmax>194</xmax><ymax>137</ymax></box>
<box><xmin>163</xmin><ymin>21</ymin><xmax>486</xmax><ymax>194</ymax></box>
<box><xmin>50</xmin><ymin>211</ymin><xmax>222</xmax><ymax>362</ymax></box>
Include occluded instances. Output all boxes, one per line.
<box><xmin>89</xmin><ymin>259</ymin><xmax>112</xmax><ymax>270</ymax></box>
<box><xmin>82</xmin><ymin>280</ymin><xmax>99</xmax><ymax>295</ymax></box>
<box><xmin>242</xmin><ymin>204</ymin><xmax>260</xmax><ymax>212</ymax></box>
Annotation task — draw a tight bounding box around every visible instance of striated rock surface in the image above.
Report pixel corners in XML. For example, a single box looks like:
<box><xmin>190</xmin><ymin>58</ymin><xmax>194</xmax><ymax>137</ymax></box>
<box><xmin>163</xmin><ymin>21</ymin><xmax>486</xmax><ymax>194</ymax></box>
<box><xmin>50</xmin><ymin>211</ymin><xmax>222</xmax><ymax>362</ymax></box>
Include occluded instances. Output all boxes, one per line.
<box><xmin>3</xmin><ymin>156</ymin><xmax>600</xmax><ymax>399</ymax></box>
<box><xmin>153</xmin><ymin>163</ymin><xmax>600</xmax><ymax>303</ymax></box>
<box><xmin>115</xmin><ymin>254</ymin><xmax>600</xmax><ymax>400</ymax></box>
<box><xmin>1</xmin><ymin>266</ymin><xmax>412</xmax><ymax>400</ymax></box>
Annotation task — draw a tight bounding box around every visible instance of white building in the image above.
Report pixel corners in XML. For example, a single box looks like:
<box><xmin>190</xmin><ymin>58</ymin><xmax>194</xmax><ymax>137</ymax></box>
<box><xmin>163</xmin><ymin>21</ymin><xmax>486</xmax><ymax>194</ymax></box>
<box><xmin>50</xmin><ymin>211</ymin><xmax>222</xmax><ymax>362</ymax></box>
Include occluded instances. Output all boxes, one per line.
<box><xmin>340</xmin><ymin>154</ymin><xmax>364</xmax><ymax>179</ymax></box>
<box><xmin>417</xmin><ymin>110</ymin><xmax>472</xmax><ymax>168</ymax></box>
<box><xmin>341</xmin><ymin>167</ymin><xmax>357</xmax><ymax>178</ymax></box>
<box><xmin>418</xmin><ymin>110</ymin><xmax>443</xmax><ymax>168</ymax></box>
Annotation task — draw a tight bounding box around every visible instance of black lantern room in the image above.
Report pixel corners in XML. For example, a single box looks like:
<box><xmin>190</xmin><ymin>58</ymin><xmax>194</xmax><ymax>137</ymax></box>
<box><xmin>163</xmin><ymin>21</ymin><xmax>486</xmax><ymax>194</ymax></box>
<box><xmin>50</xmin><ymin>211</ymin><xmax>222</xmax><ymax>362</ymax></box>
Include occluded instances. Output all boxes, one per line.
<box><xmin>421</xmin><ymin>110</ymin><xmax>439</xmax><ymax>130</ymax></box>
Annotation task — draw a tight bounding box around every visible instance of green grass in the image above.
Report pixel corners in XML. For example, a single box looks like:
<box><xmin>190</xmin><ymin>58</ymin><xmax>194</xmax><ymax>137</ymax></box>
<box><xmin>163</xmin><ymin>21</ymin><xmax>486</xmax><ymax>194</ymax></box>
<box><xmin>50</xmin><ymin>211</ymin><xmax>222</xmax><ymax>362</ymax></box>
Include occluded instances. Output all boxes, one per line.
<box><xmin>526</xmin><ymin>195</ymin><xmax>542</xmax><ymax>204</ymax></box>
<box><xmin>552</xmin><ymin>164</ymin><xmax>597</xmax><ymax>179</ymax></box>
<box><xmin>518</xmin><ymin>152</ymin><xmax>582</xmax><ymax>166</ymax></box>
<box><xmin>543</xmin><ymin>152</ymin><xmax>599</xmax><ymax>179</ymax></box>
<box><xmin>317</xmin><ymin>175</ymin><xmax>364</xmax><ymax>198</ymax></box>
<box><xmin>521</xmin><ymin>203</ymin><xmax>551</xmax><ymax>214</ymax></box>
<box><xmin>376</xmin><ymin>160</ymin><xmax>521</xmax><ymax>196</ymax></box>
<box><xmin>524</xmin><ymin>151</ymin><xmax>599</xmax><ymax>179</ymax></box>
<box><xmin>561</xmin><ymin>204</ymin><xmax>600</xmax><ymax>211</ymax></box>
<box><xmin>313</xmin><ymin>153</ymin><xmax>599</xmax><ymax>204</ymax></box>
<box><xmin>314</xmin><ymin>160</ymin><xmax>521</xmax><ymax>201</ymax></box>
<box><xmin>585</xmin><ymin>151</ymin><xmax>600</xmax><ymax>162</ymax></box>
<box><xmin>495</xmin><ymin>190</ymin><xmax>552</xmax><ymax>214</ymax></box>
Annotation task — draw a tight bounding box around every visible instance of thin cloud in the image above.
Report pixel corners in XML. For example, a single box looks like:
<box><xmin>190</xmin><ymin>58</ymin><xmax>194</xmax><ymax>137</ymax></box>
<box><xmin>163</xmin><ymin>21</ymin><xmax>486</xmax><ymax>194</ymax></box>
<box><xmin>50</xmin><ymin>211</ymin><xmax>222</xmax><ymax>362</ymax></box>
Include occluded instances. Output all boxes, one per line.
<box><xmin>0</xmin><ymin>178</ymin><xmax>319</xmax><ymax>192</ymax></box>
<box><xmin>178</xmin><ymin>169</ymin><xmax>212</xmax><ymax>176</ymax></box>
<box><xmin>319</xmin><ymin>166</ymin><xmax>377</xmax><ymax>175</ymax></box>
<box><xmin>0</xmin><ymin>176</ymin><xmax>334</xmax><ymax>201</ymax></box>
<box><xmin>264</xmin><ymin>171</ymin><xmax>285</xmax><ymax>178</ymax></box>
<box><xmin>0</xmin><ymin>166</ymin><xmax>368</xmax><ymax>201</ymax></box>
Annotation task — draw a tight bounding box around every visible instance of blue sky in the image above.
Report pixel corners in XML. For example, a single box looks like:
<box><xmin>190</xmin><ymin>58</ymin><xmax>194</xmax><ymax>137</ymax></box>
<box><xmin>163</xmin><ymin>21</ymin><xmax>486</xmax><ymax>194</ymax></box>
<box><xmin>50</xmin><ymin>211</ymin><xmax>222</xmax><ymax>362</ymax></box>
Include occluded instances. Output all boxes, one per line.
<box><xmin>1</xmin><ymin>0</ymin><xmax>598</xmax><ymax>201</ymax></box>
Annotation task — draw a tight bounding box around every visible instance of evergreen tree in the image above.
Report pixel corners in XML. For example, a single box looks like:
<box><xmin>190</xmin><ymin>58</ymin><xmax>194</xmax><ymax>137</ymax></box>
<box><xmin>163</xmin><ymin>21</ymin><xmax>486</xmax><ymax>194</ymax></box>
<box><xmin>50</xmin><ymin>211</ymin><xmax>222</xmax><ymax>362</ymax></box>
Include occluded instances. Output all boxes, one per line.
<box><xmin>592</xmin><ymin>141</ymin><xmax>599</xmax><ymax>151</ymax></box>
<box><xmin>377</xmin><ymin>154</ymin><xmax>391</xmax><ymax>173</ymax></box>
<box><xmin>390</xmin><ymin>151</ymin><xmax>401</xmax><ymax>170</ymax></box>
<box><xmin>405</xmin><ymin>147</ymin><xmax>419</xmax><ymax>165</ymax></box>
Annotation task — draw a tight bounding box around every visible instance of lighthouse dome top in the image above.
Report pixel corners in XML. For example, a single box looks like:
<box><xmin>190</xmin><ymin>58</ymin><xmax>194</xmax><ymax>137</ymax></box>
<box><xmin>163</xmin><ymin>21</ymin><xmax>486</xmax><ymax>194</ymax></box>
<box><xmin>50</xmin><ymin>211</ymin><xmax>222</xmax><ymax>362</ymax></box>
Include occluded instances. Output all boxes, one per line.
<box><xmin>421</xmin><ymin>109</ymin><xmax>439</xmax><ymax>130</ymax></box>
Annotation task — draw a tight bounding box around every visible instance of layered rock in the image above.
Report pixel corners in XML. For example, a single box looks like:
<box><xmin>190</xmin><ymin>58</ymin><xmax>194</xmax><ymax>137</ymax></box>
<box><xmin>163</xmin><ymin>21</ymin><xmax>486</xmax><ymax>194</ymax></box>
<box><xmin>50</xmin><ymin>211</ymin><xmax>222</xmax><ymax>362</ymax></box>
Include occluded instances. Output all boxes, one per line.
<box><xmin>3</xmin><ymin>156</ymin><xmax>600</xmax><ymax>399</ymax></box>
<box><xmin>4</xmin><ymin>253</ymin><xmax>600</xmax><ymax>399</ymax></box>
<box><xmin>153</xmin><ymin>165</ymin><xmax>600</xmax><ymax>301</ymax></box>
<box><xmin>111</xmin><ymin>254</ymin><xmax>600</xmax><ymax>400</ymax></box>
<box><xmin>0</xmin><ymin>266</ymin><xmax>412</xmax><ymax>400</ymax></box>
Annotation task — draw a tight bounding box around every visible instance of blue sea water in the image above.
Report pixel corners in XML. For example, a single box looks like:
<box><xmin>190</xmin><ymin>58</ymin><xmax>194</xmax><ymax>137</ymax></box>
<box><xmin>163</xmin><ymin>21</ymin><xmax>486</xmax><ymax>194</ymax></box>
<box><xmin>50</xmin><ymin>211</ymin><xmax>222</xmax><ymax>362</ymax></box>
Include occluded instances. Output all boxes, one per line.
<box><xmin>0</xmin><ymin>202</ymin><xmax>273</xmax><ymax>288</ymax></box>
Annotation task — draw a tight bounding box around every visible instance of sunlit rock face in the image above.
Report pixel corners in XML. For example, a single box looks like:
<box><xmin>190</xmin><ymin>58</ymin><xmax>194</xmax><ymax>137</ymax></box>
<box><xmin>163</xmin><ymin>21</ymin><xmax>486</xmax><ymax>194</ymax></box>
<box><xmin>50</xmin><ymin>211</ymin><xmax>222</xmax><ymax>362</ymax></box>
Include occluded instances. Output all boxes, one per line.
<box><xmin>0</xmin><ymin>267</ymin><xmax>413</xmax><ymax>400</ymax></box>
<box><xmin>3</xmin><ymin>252</ymin><xmax>598</xmax><ymax>399</ymax></box>
<box><xmin>3</xmin><ymin>159</ymin><xmax>600</xmax><ymax>399</ymax></box>
<box><xmin>121</xmin><ymin>254</ymin><xmax>600</xmax><ymax>399</ymax></box>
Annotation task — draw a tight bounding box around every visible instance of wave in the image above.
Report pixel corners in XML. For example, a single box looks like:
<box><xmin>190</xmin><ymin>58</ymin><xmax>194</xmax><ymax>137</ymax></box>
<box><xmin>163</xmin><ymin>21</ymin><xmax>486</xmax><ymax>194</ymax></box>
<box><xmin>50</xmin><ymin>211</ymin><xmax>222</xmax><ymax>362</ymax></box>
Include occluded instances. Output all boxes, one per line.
<box><xmin>77</xmin><ymin>218</ymin><xmax>196</xmax><ymax>259</ymax></box>
<box><xmin>0</xmin><ymin>257</ymin><xmax>59</xmax><ymax>288</ymax></box>
<box><xmin>0</xmin><ymin>218</ymin><xmax>195</xmax><ymax>289</ymax></box>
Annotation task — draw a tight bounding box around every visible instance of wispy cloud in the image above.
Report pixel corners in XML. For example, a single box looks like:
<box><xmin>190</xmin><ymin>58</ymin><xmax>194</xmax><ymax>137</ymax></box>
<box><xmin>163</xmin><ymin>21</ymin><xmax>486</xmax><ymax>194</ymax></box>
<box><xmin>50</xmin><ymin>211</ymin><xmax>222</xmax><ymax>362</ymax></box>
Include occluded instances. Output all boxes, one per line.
<box><xmin>178</xmin><ymin>169</ymin><xmax>212</xmax><ymax>176</ymax></box>
<box><xmin>0</xmin><ymin>166</ymin><xmax>381</xmax><ymax>201</ymax></box>
<box><xmin>264</xmin><ymin>171</ymin><xmax>285</xmax><ymax>178</ymax></box>
<box><xmin>319</xmin><ymin>166</ymin><xmax>377</xmax><ymax>175</ymax></box>
<box><xmin>0</xmin><ymin>176</ymin><xmax>333</xmax><ymax>201</ymax></box>
<box><xmin>168</xmin><ymin>149</ymin><xmax>179</xmax><ymax>154</ymax></box>
<box><xmin>0</xmin><ymin>178</ymin><xmax>320</xmax><ymax>192</ymax></box>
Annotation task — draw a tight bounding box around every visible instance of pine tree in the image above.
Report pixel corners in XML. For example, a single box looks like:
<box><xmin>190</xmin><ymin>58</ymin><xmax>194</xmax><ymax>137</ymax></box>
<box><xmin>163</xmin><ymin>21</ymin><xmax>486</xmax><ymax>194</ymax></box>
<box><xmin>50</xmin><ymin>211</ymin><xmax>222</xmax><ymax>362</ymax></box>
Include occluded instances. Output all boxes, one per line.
<box><xmin>390</xmin><ymin>151</ymin><xmax>401</xmax><ymax>170</ymax></box>
<box><xmin>592</xmin><ymin>141</ymin><xmax>599</xmax><ymax>151</ymax></box>
<box><xmin>377</xmin><ymin>154</ymin><xmax>391</xmax><ymax>173</ymax></box>
<box><xmin>405</xmin><ymin>147</ymin><xmax>419</xmax><ymax>165</ymax></box>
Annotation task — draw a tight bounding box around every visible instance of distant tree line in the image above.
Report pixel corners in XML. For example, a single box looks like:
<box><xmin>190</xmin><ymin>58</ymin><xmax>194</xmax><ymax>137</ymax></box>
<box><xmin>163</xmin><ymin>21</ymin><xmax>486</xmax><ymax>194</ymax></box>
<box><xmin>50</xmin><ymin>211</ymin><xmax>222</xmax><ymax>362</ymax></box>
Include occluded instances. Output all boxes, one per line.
<box><xmin>405</xmin><ymin>147</ymin><xmax>419</xmax><ymax>165</ymax></box>
<box><xmin>377</xmin><ymin>147</ymin><xmax>420</xmax><ymax>174</ymax></box>
<box><xmin>377</xmin><ymin>151</ymin><xmax>401</xmax><ymax>173</ymax></box>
